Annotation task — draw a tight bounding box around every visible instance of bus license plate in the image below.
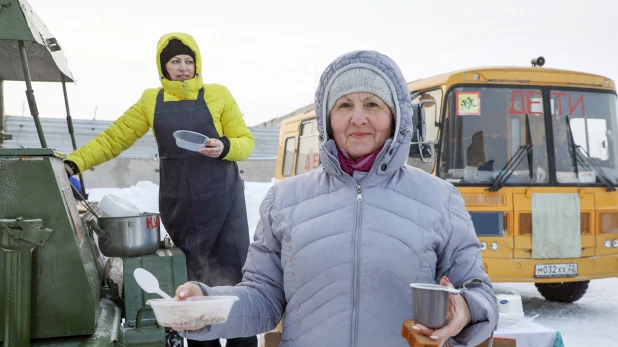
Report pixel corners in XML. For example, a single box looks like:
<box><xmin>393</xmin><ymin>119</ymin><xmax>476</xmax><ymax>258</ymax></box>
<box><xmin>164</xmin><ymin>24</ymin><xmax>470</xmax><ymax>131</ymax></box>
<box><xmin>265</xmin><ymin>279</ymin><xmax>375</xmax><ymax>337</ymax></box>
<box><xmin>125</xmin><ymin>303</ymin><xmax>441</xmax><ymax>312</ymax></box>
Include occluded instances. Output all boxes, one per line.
<box><xmin>535</xmin><ymin>263</ymin><xmax>578</xmax><ymax>278</ymax></box>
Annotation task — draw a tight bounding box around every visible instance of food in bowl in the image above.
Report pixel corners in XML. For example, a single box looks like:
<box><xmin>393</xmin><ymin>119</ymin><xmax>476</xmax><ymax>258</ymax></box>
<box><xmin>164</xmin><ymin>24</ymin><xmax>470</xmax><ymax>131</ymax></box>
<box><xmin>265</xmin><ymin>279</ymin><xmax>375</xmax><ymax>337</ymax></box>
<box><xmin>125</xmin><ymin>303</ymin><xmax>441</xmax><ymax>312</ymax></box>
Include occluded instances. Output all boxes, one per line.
<box><xmin>147</xmin><ymin>296</ymin><xmax>238</xmax><ymax>329</ymax></box>
<box><xmin>158</xmin><ymin>313</ymin><xmax>227</xmax><ymax>328</ymax></box>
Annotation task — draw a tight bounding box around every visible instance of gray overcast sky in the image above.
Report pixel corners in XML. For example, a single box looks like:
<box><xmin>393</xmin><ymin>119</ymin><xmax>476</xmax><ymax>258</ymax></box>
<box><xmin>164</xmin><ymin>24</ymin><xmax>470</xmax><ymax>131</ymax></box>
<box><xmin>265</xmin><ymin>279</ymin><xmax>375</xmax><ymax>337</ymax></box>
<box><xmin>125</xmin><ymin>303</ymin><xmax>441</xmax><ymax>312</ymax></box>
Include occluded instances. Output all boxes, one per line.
<box><xmin>3</xmin><ymin>0</ymin><xmax>618</xmax><ymax>126</ymax></box>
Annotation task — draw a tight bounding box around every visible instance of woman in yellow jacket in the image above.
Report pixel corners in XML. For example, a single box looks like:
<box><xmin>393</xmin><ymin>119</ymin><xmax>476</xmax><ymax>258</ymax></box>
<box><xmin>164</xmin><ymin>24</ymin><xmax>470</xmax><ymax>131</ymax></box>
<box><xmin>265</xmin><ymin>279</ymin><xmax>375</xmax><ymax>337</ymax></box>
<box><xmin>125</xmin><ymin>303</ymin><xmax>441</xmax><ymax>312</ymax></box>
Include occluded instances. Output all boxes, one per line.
<box><xmin>65</xmin><ymin>33</ymin><xmax>256</xmax><ymax>347</ymax></box>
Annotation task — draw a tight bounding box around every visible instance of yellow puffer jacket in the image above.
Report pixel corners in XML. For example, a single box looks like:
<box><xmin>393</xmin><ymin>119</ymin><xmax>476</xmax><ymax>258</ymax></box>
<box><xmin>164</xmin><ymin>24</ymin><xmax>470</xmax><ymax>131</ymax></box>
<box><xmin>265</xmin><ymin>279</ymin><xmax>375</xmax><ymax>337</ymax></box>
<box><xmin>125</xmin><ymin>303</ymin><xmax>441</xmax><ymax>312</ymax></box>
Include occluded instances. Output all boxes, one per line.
<box><xmin>67</xmin><ymin>32</ymin><xmax>254</xmax><ymax>173</ymax></box>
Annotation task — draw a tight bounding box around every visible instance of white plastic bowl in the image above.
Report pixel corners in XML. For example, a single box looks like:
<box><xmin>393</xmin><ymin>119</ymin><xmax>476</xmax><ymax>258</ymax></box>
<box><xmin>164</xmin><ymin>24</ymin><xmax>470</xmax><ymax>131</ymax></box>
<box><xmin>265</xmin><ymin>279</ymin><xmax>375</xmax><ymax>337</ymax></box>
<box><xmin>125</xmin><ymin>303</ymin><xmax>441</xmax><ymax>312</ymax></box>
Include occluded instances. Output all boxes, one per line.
<box><xmin>97</xmin><ymin>193</ymin><xmax>141</xmax><ymax>217</ymax></box>
<box><xmin>147</xmin><ymin>296</ymin><xmax>239</xmax><ymax>329</ymax></box>
<box><xmin>173</xmin><ymin>130</ymin><xmax>209</xmax><ymax>152</ymax></box>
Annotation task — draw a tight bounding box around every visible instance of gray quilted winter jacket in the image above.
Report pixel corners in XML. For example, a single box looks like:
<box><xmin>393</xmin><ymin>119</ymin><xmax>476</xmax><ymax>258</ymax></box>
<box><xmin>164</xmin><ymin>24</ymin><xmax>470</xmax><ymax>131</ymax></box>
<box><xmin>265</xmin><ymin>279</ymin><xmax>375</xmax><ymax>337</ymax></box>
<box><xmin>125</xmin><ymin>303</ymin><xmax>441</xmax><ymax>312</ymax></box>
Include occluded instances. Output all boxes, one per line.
<box><xmin>182</xmin><ymin>50</ymin><xmax>499</xmax><ymax>347</ymax></box>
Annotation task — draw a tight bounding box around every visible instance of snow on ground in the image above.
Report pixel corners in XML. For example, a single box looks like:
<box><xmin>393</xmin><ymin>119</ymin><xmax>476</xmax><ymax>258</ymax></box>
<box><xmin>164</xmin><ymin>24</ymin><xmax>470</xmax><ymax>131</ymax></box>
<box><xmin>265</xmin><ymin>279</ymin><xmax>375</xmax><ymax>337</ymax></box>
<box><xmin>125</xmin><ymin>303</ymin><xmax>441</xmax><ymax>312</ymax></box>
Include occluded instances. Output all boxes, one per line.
<box><xmin>88</xmin><ymin>181</ymin><xmax>618</xmax><ymax>346</ymax></box>
<box><xmin>88</xmin><ymin>181</ymin><xmax>272</xmax><ymax>242</ymax></box>
<box><xmin>494</xmin><ymin>280</ymin><xmax>618</xmax><ymax>346</ymax></box>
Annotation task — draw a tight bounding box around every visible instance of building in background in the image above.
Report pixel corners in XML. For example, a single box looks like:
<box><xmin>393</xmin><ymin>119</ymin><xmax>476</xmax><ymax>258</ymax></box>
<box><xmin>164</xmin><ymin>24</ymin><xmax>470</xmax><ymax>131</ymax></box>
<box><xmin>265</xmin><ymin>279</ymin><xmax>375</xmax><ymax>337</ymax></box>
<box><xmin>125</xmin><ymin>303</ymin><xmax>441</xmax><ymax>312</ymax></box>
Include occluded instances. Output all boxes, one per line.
<box><xmin>4</xmin><ymin>115</ymin><xmax>279</xmax><ymax>187</ymax></box>
<box><xmin>252</xmin><ymin>103</ymin><xmax>313</xmax><ymax>128</ymax></box>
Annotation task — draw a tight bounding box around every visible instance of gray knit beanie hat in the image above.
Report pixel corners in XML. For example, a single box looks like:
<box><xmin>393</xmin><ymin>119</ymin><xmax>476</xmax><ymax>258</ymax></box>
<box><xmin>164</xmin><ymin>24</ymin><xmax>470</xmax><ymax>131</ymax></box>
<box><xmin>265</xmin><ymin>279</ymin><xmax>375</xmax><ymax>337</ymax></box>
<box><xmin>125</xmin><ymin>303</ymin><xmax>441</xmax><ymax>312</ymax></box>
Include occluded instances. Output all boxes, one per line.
<box><xmin>326</xmin><ymin>67</ymin><xmax>396</xmax><ymax>116</ymax></box>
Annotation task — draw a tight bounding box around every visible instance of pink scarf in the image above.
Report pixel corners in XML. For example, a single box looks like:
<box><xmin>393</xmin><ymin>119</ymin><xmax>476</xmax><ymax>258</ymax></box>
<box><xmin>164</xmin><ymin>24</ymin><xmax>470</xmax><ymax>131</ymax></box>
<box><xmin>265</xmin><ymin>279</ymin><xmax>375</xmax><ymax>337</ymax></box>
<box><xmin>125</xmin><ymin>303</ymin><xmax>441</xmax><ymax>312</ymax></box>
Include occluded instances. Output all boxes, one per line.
<box><xmin>337</xmin><ymin>146</ymin><xmax>384</xmax><ymax>176</ymax></box>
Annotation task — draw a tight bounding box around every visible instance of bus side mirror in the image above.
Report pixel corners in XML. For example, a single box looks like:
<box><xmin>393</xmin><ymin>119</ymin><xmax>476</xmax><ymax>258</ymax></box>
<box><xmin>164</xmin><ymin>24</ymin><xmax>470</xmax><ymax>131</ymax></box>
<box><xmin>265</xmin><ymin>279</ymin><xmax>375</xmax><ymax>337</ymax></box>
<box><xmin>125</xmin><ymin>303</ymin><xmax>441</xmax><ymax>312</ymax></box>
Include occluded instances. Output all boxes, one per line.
<box><xmin>409</xmin><ymin>102</ymin><xmax>436</xmax><ymax>163</ymax></box>
<box><xmin>409</xmin><ymin>141</ymin><xmax>436</xmax><ymax>163</ymax></box>
<box><xmin>416</xmin><ymin>103</ymin><xmax>427</xmax><ymax>141</ymax></box>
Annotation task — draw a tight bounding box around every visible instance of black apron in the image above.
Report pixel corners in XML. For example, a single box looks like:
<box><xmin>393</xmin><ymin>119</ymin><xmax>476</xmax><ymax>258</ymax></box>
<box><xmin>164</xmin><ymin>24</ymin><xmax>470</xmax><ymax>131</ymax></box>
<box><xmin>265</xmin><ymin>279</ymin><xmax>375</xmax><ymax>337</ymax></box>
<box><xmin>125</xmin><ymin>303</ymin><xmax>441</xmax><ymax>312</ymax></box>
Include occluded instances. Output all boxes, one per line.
<box><xmin>153</xmin><ymin>88</ymin><xmax>250</xmax><ymax>286</ymax></box>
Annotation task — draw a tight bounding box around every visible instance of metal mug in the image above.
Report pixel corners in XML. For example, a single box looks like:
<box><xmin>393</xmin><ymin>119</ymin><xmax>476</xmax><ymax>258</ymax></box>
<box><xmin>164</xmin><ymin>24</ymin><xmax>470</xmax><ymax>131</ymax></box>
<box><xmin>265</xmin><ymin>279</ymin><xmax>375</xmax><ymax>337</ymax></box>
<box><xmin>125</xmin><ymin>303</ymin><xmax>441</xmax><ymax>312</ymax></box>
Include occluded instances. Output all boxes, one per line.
<box><xmin>409</xmin><ymin>283</ymin><xmax>461</xmax><ymax>329</ymax></box>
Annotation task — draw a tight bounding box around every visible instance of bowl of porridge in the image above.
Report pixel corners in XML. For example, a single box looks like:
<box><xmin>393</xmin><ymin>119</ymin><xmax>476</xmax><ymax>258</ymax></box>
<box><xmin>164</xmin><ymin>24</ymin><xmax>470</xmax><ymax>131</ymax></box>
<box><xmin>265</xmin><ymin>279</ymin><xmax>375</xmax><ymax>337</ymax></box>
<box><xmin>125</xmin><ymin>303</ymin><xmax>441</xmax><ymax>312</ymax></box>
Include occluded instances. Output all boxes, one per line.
<box><xmin>147</xmin><ymin>296</ymin><xmax>239</xmax><ymax>329</ymax></box>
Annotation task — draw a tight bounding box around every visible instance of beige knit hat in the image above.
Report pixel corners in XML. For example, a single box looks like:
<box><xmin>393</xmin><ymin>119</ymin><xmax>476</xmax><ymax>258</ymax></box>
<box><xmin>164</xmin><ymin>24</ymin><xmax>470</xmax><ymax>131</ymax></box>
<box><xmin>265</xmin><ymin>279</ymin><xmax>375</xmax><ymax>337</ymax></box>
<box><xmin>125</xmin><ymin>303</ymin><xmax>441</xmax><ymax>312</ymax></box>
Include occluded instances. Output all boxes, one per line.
<box><xmin>326</xmin><ymin>67</ymin><xmax>396</xmax><ymax>116</ymax></box>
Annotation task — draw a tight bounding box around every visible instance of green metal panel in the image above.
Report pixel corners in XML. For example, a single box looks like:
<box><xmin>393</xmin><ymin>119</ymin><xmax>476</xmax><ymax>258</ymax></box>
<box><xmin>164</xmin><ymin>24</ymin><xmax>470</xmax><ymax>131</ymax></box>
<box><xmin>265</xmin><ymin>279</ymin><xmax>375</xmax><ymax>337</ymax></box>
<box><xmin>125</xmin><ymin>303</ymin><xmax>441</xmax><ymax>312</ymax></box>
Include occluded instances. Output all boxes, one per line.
<box><xmin>1</xmin><ymin>218</ymin><xmax>53</xmax><ymax>347</ymax></box>
<box><xmin>122</xmin><ymin>307</ymin><xmax>165</xmax><ymax>347</ymax></box>
<box><xmin>3</xmin><ymin>249</ymin><xmax>31</xmax><ymax>347</ymax></box>
<box><xmin>0</xmin><ymin>299</ymin><xmax>125</xmax><ymax>347</ymax></box>
<box><xmin>123</xmin><ymin>248</ymin><xmax>187</xmax><ymax>328</ymax></box>
<box><xmin>0</xmin><ymin>0</ymin><xmax>75</xmax><ymax>82</ymax></box>
<box><xmin>0</xmin><ymin>0</ymin><xmax>34</xmax><ymax>41</ymax></box>
<box><xmin>0</xmin><ymin>148</ymin><xmax>66</xmax><ymax>157</ymax></box>
<box><xmin>0</xmin><ymin>150</ymin><xmax>101</xmax><ymax>340</ymax></box>
<box><xmin>122</xmin><ymin>326</ymin><xmax>165</xmax><ymax>347</ymax></box>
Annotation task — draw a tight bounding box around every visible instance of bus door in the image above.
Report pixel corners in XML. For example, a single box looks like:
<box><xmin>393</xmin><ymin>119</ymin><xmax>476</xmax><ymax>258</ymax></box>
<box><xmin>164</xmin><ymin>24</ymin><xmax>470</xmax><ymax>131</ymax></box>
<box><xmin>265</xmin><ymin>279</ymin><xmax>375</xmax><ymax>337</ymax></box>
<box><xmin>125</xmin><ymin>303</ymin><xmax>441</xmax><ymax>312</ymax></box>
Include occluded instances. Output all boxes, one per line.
<box><xmin>295</xmin><ymin>119</ymin><xmax>320</xmax><ymax>175</ymax></box>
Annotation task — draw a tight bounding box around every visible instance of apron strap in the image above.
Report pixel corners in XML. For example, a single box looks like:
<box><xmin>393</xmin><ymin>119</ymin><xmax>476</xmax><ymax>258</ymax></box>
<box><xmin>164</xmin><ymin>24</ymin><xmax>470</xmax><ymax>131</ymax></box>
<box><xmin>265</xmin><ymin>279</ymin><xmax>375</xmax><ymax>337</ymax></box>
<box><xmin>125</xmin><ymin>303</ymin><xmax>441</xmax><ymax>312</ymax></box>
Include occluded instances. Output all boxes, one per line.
<box><xmin>155</xmin><ymin>87</ymin><xmax>205</xmax><ymax>104</ymax></box>
<box><xmin>156</xmin><ymin>88</ymin><xmax>164</xmax><ymax>103</ymax></box>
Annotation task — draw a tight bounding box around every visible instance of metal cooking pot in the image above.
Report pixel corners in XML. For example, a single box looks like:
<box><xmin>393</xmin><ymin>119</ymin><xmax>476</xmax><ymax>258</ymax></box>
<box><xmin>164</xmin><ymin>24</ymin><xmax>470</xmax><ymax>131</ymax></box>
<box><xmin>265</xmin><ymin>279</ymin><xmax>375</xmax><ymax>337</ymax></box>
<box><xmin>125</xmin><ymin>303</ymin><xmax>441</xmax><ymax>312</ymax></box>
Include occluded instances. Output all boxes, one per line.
<box><xmin>87</xmin><ymin>213</ymin><xmax>161</xmax><ymax>257</ymax></box>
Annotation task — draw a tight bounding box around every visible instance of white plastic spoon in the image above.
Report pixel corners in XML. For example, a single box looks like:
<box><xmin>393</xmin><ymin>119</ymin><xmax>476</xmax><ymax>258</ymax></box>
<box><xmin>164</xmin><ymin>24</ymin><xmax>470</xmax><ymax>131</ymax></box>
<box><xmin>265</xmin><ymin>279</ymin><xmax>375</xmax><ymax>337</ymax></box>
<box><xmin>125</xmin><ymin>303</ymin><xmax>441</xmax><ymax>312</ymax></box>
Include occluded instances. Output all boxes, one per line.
<box><xmin>134</xmin><ymin>267</ymin><xmax>173</xmax><ymax>299</ymax></box>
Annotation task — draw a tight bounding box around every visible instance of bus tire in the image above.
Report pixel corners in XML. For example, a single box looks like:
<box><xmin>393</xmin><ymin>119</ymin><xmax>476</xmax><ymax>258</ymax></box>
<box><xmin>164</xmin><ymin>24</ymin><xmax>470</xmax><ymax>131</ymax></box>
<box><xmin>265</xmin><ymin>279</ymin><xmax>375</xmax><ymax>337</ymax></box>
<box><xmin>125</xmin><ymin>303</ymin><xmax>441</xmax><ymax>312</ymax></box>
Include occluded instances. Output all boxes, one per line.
<box><xmin>534</xmin><ymin>281</ymin><xmax>589</xmax><ymax>303</ymax></box>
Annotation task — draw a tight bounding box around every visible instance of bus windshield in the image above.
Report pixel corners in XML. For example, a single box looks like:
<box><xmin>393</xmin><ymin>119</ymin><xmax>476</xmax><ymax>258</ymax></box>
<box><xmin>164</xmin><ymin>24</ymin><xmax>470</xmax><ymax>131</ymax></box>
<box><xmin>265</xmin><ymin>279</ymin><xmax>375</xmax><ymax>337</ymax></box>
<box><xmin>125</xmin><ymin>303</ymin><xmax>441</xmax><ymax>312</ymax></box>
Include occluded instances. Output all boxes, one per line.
<box><xmin>439</xmin><ymin>86</ymin><xmax>548</xmax><ymax>184</ymax></box>
<box><xmin>439</xmin><ymin>86</ymin><xmax>618</xmax><ymax>186</ymax></box>
<box><xmin>549</xmin><ymin>91</ymin><xmax>618</xmax><ymax>185</ymax></box>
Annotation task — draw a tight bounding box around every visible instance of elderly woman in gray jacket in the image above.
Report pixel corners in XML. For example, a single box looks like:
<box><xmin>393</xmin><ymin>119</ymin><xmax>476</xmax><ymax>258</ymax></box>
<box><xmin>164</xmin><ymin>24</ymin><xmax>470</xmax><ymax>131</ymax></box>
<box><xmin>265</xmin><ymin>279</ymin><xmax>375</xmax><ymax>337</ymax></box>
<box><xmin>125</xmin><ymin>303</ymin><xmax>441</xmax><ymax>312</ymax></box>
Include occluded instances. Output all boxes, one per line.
<box><xmin>174</xmin><ymin>50</ymin><xmax>499</xmax><ymax>347</ymax></box>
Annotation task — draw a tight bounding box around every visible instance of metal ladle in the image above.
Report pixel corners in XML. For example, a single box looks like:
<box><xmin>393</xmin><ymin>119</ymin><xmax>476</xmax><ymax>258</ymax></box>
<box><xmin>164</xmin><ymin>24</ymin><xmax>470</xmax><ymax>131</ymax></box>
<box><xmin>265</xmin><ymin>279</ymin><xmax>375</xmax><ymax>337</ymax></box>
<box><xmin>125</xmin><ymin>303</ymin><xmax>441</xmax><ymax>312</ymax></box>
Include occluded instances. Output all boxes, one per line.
<box><xmin>133</xmin><ymin>268</ymin><xmax>173</xmax><ymax>299</ymax></box>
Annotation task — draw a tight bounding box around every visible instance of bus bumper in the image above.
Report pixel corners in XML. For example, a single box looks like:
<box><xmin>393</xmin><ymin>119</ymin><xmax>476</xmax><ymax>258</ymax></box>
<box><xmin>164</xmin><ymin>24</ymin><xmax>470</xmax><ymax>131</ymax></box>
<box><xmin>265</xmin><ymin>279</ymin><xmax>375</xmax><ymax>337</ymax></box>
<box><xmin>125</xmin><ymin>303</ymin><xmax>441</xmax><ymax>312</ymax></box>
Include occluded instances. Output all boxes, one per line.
<box><xmin>484</xmin><ymin>254</ymin><xmax>618</xmax><ymax>283</ymax></box>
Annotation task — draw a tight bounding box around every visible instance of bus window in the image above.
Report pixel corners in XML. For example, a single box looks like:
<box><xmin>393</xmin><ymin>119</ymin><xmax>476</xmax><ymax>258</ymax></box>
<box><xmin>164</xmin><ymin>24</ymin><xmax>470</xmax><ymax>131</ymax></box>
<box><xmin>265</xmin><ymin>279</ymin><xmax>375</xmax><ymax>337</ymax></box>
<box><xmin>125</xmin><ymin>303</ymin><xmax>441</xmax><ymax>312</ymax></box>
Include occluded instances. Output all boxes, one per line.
<box><xmin>440</xmin><ymin>87</ymin><xmax>548</xmax><ymax>184</ymax></box>
<box><xmin>295</xmin><ymin>119</ymin><xmax>320</xmax><ymax>175</ymax></box>
<box><xmin>312</xmin><ymin>119</ymin><xmax>319</xmax><ymax>134</ymax></box>
<box><xmin>550</xmin><ymin>91</ymin><xmax>618</xmax><ymax>184</ymax></box>
<box><xmin>282</xmin><ymin>136</ymin><xmax>296</xmax><ymax>177</ymax></box>
<box><xmin>409</xmin><ymin>89</ymin><xmax>442</xmax><ymax>173</ymax></box>
<box><xmin>571</xmin><ymin>118</ymin><xmax>608</xmax><ymax>160</ymax></box>
<box><xmin>300</xmin><ymin>122</ymin><xmax>313</xmax><ymax>138</ymax></box>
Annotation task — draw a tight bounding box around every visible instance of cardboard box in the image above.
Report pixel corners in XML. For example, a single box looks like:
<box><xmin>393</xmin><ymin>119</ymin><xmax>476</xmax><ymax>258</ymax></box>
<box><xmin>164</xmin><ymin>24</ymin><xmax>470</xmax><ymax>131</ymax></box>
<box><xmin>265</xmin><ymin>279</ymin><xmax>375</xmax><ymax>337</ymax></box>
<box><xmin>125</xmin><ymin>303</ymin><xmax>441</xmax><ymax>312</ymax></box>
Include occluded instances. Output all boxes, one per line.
<box><xmin>259</xmin><ymin>321</ymin><xmax>283</xmax><ymax>347</ymax></box>
<box><xmin>262</xmin><ymin>331</ymin><xmax>282</xmax><ymax>347</ymax></box>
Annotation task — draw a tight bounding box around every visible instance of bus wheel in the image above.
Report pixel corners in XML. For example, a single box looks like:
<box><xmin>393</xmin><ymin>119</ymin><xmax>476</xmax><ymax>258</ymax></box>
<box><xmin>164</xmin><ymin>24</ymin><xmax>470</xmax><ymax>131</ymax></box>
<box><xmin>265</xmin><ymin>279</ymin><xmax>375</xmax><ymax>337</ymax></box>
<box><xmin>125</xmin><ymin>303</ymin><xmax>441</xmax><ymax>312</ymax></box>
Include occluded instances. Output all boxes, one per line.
<box><xmin>535</xmin><ymin>281</ymin><xmax>589</xmax><ymax>303</ymax></box>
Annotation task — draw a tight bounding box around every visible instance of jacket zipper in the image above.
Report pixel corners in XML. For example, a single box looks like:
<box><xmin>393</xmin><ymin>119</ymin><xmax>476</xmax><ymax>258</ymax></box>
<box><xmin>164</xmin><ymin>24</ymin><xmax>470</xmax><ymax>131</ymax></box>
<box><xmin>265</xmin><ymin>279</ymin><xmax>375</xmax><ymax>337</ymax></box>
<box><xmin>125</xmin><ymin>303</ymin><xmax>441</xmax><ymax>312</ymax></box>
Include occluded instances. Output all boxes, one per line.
<box><xmin>322</xmin><ymin>145</ymin><xmax>387</xmax><ymax>347</ymax></box>
<box><xmin>351</xmin><ymin>183</ymin><xmax>363</xmax><ymax>347</ymax></box>
<box><xmin>183</xmin><ymin>82</ymin><xmax>189</xmax><ymax>99</ymax></box>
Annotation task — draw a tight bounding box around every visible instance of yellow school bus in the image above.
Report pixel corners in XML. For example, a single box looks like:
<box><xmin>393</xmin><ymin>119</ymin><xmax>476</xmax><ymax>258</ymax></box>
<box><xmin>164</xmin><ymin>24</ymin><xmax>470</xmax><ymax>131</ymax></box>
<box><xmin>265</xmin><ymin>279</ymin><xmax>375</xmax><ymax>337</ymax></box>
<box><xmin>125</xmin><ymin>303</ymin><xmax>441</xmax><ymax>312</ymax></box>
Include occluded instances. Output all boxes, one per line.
<box><xmin>275</xmin><ymin>57</ymin><xmax>618</xmax><ymax>302</ymax></box>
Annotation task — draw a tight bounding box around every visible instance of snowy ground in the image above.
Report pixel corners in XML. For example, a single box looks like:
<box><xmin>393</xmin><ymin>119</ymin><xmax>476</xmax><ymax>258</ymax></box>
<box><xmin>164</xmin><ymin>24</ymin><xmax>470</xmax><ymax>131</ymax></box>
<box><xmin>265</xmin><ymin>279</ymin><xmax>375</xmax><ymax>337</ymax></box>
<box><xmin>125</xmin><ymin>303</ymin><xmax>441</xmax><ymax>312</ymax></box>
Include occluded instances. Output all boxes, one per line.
<box><xmin>494</xmin><ymin>280</ymin><xmax>618</xmax><ymax>346</ymax></box>
<box><xmin>88</xmin><ymin>181</ymin><xmax>618</xmax><ymax>346</ymax></box>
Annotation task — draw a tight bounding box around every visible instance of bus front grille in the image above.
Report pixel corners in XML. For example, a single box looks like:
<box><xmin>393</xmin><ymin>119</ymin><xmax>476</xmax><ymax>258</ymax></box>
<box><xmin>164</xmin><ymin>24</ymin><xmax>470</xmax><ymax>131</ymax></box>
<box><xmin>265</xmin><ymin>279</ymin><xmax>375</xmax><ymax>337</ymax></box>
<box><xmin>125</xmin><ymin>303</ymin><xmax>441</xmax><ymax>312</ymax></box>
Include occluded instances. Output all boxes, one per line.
<box><xmin>519</xmin><ymin>212</ymin><xmax>591</xmax><ymax>235</ymax></box>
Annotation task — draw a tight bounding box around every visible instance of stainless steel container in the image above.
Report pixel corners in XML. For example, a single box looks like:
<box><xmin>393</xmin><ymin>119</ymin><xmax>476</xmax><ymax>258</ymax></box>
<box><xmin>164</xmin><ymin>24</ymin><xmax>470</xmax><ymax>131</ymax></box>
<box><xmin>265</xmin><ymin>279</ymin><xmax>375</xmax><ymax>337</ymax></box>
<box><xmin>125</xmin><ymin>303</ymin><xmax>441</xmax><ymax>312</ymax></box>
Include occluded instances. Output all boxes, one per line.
<box><xmin>87</xmin><ymin>213</ymin><xmax>161</xmax><ymax>257</ymax></box>
<box><xmin>409</xmin><ymin>283</ymin><xmax>461</xmax><ymax>329</ymax></box>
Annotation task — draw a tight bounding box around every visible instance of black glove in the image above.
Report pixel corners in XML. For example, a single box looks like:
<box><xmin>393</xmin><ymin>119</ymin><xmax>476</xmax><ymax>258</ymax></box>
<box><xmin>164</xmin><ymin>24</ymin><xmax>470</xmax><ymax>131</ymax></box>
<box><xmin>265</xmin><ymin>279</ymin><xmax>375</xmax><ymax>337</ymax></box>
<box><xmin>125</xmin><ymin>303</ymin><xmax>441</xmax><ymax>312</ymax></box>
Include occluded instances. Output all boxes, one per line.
<box><xmin>217</xmin><ymin>136</ymin><xmax>231</xmax><ymax>159</ymax></box>
<box><xmin>64</xmin><ymin>160</ymin><xmax>88</xmax><ymax>200</ymax></box>
<box><xmin>64</xmin><ymin>160</ymin><xmax>80</xmax><ymax>177</ymax></box>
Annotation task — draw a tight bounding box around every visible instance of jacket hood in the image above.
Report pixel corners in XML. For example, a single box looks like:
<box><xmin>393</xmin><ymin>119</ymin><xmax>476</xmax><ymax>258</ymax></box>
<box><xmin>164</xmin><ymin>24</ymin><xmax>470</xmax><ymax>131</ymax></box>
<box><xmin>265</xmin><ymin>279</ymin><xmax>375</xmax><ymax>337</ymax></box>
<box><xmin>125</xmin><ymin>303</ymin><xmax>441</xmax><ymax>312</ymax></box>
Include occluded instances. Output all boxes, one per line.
<box><xmin>156</xmin><ymin>32</ymin><xmax>204</xmax><ymax>99</ymax></box>
<box><xmin>315</xmin><ymin>50</ymin><xmax>414</xmax><ymax>178</ymax></box>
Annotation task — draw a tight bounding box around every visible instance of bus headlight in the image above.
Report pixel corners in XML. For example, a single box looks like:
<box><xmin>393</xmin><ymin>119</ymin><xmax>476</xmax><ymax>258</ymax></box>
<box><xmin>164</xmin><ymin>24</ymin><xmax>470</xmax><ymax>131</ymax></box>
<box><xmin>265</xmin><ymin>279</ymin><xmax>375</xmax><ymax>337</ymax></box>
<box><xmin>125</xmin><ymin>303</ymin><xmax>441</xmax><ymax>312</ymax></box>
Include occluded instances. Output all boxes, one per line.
<box><xmin>613</xmin><ymin>239</ymin><xmax>618</xmax><ymax>248</ymax></box>
<box><xmin>490</xmin><ymin>242</ymin><xmax>499</xmax><ymax>251</ymax></box>
<box><xmin>605</xmin><ymin>240</ymin><xmax>612</xmax><ymax>248</ymax></box>
<box><xmin>480</xmin><ymin>242</ymin><xmax>487</xmax><ymax>251</ymax></box>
